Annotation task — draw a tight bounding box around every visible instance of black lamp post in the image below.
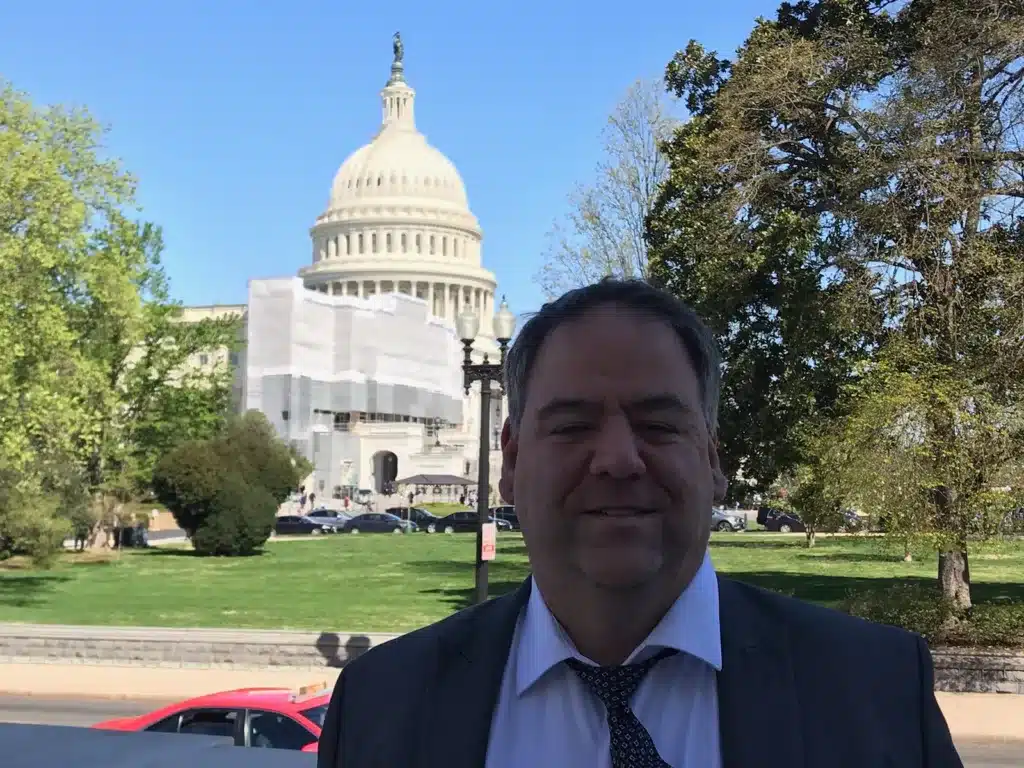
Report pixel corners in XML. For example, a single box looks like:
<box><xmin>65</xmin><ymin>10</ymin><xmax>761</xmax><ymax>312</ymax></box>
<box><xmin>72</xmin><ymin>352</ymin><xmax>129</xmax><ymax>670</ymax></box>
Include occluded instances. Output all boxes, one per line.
<box><xmin>456</xmin><ymin>296</ymin><xmax>517</xmax><ymax>605</ymax></box>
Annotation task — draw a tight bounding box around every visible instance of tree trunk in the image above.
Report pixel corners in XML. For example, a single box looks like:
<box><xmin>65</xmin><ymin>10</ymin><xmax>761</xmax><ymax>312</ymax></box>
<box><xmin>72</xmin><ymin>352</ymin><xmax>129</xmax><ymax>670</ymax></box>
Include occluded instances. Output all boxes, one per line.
<box><xmin>805</xmin><ymin>529</ymin><xmax>816</xmax><ymax>548</ymax></box>
<box><xmin>938</xmin><ymin>550</ymin><xmax>971</xmax><ymax>611</ymax></box>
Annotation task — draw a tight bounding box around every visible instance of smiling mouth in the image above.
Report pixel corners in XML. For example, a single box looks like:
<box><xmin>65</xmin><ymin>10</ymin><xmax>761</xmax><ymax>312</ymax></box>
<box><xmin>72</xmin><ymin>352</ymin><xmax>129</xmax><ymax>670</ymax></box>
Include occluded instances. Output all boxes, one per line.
<box><xmin>585</xmin><ymin>508</ymin><xmax>656</xmax><ymax>517</ymax></box>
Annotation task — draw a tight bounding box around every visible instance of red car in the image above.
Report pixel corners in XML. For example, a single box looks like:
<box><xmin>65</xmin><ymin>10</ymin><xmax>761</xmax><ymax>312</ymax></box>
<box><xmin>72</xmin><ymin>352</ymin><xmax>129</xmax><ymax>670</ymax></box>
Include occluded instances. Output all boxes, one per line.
<box><xmin>92</xmin><ymin>682</ymin><xmax>331</xmax><ymax>754</ymax></box>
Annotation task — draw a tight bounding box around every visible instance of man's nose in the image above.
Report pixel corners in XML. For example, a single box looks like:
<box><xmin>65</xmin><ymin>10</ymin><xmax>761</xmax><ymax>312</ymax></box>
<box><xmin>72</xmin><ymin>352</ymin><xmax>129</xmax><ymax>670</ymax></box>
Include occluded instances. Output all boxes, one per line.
<box><xmin>588</xmin><ymin>414</ymin><xmax>645</xmax><ymax>479</ymax></box>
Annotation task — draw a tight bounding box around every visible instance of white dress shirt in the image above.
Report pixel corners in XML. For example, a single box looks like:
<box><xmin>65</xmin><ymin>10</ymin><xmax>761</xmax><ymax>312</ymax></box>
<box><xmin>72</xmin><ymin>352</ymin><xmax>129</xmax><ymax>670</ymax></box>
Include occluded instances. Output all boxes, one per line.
<box><xmin>485</xmin><ymin>551</ymin><xmax>723</xmax><ymax>768</ymax></box>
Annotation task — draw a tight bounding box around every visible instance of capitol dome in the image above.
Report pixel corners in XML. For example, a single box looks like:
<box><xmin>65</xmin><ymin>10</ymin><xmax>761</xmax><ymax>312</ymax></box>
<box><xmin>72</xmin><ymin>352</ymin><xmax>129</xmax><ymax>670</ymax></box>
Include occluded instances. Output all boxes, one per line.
<box><xmin>299</xmin><ymin>36</ymin><xmax>498</xmax><ymax>336</ymax></box>
<box><xmin>328</xmin><ymin>126</ymin><xmax>470</xmax><ymax>212</ymax></box>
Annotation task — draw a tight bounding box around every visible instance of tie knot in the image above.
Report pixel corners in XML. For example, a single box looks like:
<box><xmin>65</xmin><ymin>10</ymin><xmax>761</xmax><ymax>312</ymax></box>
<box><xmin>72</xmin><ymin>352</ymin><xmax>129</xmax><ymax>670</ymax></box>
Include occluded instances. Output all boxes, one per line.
<box><xmin>564</xmin><ymin>648</ymin><xmax>677</xmax><ymax>710</ymax></box>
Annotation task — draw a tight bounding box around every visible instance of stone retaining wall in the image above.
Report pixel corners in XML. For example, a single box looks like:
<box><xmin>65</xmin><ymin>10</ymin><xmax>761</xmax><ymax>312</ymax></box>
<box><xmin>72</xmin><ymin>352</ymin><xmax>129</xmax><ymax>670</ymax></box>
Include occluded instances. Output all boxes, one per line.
<box><xmin>1</xmin><ymin>624</ymin><xmax>1022</xmax><ymax>693</ymax></box>
<box><xmin>0</xmin><ymin>624</ymin><xmax>401</xmax><ymax>669</ymax></box>
<box><xmin>932</xmin><ymin>648</ymin><xmax>1024</xmax><ymax>695</ymax></box>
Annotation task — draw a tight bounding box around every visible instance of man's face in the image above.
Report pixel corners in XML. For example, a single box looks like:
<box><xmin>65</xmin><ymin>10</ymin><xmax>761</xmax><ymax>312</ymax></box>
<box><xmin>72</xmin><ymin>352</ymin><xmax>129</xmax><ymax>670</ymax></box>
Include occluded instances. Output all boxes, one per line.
<box><xmin>499</xmin><ymin>305</ymin><xmax>726</xmax><ymax>593</ymax></box>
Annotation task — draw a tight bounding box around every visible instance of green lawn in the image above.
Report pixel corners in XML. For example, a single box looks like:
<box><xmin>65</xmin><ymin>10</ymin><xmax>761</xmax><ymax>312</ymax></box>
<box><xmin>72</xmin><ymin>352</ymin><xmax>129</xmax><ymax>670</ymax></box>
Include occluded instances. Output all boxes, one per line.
<box><xmin>0</xmin><ymin>533</ymin><xmax>1021</xmax><ymax>633</ymax></box>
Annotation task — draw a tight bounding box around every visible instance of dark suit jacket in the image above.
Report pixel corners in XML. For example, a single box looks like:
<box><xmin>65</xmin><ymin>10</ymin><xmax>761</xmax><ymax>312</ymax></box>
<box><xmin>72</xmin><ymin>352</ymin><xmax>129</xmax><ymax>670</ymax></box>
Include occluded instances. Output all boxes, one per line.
<box><xmin>317</xmin><ymin>576</ymin><xmax>963</xmax><ymax>767</ymax></box>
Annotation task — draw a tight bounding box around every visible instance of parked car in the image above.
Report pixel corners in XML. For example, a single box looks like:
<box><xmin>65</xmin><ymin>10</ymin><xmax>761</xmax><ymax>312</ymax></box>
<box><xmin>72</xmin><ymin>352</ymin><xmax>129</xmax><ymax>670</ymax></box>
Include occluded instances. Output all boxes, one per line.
<box><xmin>756</xmin><ymin>506</ymin><xmax>782</xmax><ymax>527</ymax></box>
<box><xmin>385</xmin><ymin>506</ymin><xmax>442</xmax><ymax>532</ymax></box>
<box><xmin>763</xmin><ymin>510</ymin><xmax>806</xmax><ymax>533</ymax></box>
<box><xmin>307</xmin><ymin>507</ymin><xmax>351</xmax><ymax>525</ymax></box>
<box><xmin>490</xmin><ymin>505</ymin><xmax>519</xmax><ymax>531</ymax></box>
<box><xmin>340</xmin><ymin>512</ymin><xmax>417</xmax><ymax>534</ymax></box>
<box><xmin>434</xmin><ymin>511</ymin><xmax>513</xmax><ymax>534</ymax></box>
<box><xmin>840</xmin><ymin>509</ymin><xmax>865</xmax><ymax>532</ymax></box>
<box><xmin>711</xmin><ymin>508</ymin><xmax>747</xmax><ymax>532</ymax></box>
<box><xmin>93</xmin><ymin>682</ymin><xmax>330</xmax><ymax>753</ymax></box>
<box><xmin>274</xmin><ymin>515</ymin><xmax>338</xmax><ymax>536</ymax></box>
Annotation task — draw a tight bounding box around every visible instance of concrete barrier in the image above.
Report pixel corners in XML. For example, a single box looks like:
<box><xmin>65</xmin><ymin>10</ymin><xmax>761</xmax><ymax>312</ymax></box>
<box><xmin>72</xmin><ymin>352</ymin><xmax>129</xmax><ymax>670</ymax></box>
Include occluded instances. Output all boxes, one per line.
<box><xmin>0</xmin><ymin>624</ymin><xmax>401</xmax><ymax>669</ymax></box>
<box><xmin>932</xmin><ymin>648</ymin><xmax>1024</xmax><ymax>694</ymax></box>
<box><xmin>1</xmin><ymin>623</ymin><xmax>1021</xmax><ymax>694</ymax></box>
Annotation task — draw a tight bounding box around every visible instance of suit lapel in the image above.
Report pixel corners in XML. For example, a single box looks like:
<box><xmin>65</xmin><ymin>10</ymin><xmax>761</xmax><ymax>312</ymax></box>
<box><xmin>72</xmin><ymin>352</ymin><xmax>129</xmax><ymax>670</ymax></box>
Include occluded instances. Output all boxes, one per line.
<box><xmin>415</xmin><ymin>579</ymin><xmax>531</xmax><ymax>768</ymax></box>
<box><xmin>716</xmin><ymin>576</ymin><xmax>805</xmax><ymax>768</ymax></box>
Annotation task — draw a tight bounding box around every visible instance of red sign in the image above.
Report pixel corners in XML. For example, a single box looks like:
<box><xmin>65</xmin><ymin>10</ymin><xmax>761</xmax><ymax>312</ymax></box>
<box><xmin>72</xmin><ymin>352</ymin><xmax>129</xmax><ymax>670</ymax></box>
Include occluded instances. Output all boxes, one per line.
<box><xmin>481</xmin><ymin>522</ymin><xmax>497</xmax><ymax>561</ymax></box>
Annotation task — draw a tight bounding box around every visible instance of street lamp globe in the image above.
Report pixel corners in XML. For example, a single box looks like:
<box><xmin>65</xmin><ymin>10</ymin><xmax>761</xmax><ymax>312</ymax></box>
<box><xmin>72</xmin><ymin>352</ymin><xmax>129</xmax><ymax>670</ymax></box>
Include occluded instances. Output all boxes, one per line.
<box><xmin>456</xmin><ymin>305</ymin><xmax>480</xmax><ymax>343</ymax></box>
<box><xmin>493</xmin><ymin>296</ymin><xmax>517</xmax><ymax>342</ymax></box>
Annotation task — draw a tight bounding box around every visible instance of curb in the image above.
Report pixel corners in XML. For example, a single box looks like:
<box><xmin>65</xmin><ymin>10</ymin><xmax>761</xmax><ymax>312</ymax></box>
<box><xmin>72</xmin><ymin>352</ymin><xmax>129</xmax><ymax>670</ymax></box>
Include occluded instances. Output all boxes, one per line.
<box><xmin>0</xmin><ymin>690</ymin><xmax>175</xmax><ymax>703</ymax></box>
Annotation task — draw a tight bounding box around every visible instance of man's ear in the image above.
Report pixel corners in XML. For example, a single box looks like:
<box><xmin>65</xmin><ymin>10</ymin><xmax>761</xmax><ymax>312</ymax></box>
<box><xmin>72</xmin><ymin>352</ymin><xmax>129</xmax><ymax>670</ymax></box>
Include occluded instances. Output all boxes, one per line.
<box><xmin>709</xmin><ymin>435</ymin><xmax>728</xmax><ymax>503</ymax></box>
<box><xmin>498</xmin><ymin>418</ymin><xmax>517</xmax><ymax>504</ymax></box>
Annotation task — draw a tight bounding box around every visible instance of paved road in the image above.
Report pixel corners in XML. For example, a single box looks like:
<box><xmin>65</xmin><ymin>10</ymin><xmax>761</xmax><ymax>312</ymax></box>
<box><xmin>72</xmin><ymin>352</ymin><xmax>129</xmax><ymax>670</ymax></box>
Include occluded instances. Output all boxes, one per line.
<box><xmin>0</xmin><ymin>696</ymin><xmax>1020</xmax><ymax>765</ymax></box>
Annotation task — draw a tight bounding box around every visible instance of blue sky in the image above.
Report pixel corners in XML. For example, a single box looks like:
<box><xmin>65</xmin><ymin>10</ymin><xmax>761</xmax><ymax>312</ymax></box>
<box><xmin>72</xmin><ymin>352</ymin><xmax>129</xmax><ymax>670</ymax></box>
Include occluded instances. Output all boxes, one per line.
<box><xmin>3</xmin><ymin>0</ymin><xmax>777</xmax><ymax>316</ymax></box>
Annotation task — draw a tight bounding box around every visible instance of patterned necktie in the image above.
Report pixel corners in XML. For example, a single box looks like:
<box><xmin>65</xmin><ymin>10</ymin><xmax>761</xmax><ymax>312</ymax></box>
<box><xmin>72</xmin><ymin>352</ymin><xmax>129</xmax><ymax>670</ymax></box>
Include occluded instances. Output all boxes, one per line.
<box><xmin>565</xmin><ymin>648</ymin><xmax>677</xmax><ymax>767</ymax></box>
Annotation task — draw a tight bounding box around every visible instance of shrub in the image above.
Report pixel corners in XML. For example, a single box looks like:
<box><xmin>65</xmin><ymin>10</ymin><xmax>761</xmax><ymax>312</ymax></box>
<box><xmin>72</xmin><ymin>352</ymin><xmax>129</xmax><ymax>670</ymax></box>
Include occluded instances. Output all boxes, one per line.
<box><xmin>152</xmin><ymin>439</ymin><xmax>227</xmax><ymax>536</ymax></box>
<box><xmin>843</xmin><ymin>583</ymin><xmax>1024</xmax><ymax>648</ymax></box>
<box><xmin>0</xmin><ymin>489</ymin><xmax>71</xmax><ymax>567</ymax></box>
<box><xmin>152</xmin><ymin>412</ymin><xmax>304</xmax><ymax>556</ymax></box>
<box><xmin>213</xmin><ymin>411</ymin><xmax>304</xmax><ymax>503</ymax></box>
<box><xmin>191</xmin><ymin>473</ymin><xmax>277</xmax><ymax>556</ymax></box>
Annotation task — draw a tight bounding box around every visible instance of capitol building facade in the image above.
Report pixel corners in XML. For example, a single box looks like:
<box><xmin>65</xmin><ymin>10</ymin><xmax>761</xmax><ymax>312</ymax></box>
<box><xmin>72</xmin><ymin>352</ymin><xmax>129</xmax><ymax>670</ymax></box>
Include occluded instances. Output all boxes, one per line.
<box><xmin>182</xmin><ymin>39</ymin><xmax>507</xmax><ymax>501</ymax></box>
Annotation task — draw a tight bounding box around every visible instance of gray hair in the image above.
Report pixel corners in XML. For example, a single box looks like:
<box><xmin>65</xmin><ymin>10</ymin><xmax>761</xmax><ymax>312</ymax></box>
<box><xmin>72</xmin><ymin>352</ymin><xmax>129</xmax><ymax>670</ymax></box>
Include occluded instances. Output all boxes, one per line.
<box><xmin>503</xmin><ymin>278</ymin><xmax>722</xmax><ymax>437</ymax></box>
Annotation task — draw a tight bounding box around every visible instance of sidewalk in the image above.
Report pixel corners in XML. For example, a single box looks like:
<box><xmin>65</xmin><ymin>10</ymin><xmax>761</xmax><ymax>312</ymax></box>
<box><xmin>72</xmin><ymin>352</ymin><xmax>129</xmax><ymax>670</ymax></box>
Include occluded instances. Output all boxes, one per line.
<box><xmin>0</xmin><ymin>663</ymin><xmax>1021</xmax><ymax>741</ymax></box>
<box><xmin>0</xmin><ymin>663</ymin><xmax>340</xmax><ymax>701</ymax></box>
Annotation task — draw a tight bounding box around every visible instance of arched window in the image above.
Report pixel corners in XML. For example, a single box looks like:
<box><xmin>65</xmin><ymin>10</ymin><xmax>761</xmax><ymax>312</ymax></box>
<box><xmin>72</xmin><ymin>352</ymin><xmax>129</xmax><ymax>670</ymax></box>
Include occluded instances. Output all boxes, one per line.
<box><xmin>371</xmin><ymin>233</ymin><xmax>378</xmax><ymax>253</ymax></box>
<box><xmin>401</xmin><ymin>233</ymin><xmax>407</xmax><ymax>252</ymax></box>
<box><xmin>386</xmin><ymin>233</ymin><xmax>393</xmax><ymax>252</ymax></box>
<box><xmin>415</xmin><ymin>234</ymin><xmax>422</xmax><ymax>253</ymax></box>
<box><xmin>358</xmin><ymin>234</ymin><xmax>364</xmax><ymax>253</ymax></box>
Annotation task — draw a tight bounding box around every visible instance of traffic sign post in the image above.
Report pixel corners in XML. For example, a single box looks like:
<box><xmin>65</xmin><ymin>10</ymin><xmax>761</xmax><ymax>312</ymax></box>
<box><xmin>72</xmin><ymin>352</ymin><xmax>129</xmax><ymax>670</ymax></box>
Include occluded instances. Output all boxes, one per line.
<box><xmin>481</xmin><ymin>522</ymin><xmax>497</xmax><ymax>561</ymax></box>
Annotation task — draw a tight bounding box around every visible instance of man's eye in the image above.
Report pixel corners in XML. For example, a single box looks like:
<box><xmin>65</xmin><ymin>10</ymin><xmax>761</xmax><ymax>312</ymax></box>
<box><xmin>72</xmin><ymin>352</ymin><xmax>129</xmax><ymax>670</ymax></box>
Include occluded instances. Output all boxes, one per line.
<box><xmin>550</xmin><ymin>423</ymin><xmax>591</xmax><ymax>435</ymax></box>
<box><xmin>639</xmin><ymin>422</ymin><xmax>679</xmax><ymax>434</ymax></box>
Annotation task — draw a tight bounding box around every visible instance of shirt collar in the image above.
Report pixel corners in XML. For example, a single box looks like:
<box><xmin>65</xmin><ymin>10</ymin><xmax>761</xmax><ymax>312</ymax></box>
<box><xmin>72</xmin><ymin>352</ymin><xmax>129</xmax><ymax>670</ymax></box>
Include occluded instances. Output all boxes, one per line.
<box><xmin>515</xmin><ymin>550</ymin><xmax>722</xmax><ymax>697</ymax></box>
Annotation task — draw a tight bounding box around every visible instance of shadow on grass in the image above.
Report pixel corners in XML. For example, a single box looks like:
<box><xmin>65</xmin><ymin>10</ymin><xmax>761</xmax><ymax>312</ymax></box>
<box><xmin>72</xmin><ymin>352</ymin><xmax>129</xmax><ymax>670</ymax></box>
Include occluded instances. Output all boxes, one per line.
<box><xmin>421</xmin><ymin>580</ymin><xmax>526</xmax><ymax>612</ymax></box>
<box><xmin>0</xmin><ymin>574</ymin><xmax>72</xmax><ymax>608</ymax></box>
<box><xmin>140</xmin><ymin>547</ymin><xmax>269</xmax><ymax>558</ymax></box>
<box><xmin>414</xmin><ymin>558</ymin><xmax>530</xmax><ymax>611</ymax></box>
<box><xmin>712</xmin><ymin>537</ymin><xmax>902</xmax><ymax>563</ymax></box>
<box><xmin>794</xmin><ymin>551</ymin><xmax>905</xmax><ymax>564</ymax></box>
<box><xmin>139</xmin><ymin>547</ymin><xmax>202</xmax><ymax>558</ymax></box>
<box><xmin>711</xmin><ymin>538</ymin><xmax>801</xmax><ymax>550</ymax></box>
<box><xmin>729</xmin><ymin>571</ymin><xmax>1024</xmax><ymax>607</ymax></box>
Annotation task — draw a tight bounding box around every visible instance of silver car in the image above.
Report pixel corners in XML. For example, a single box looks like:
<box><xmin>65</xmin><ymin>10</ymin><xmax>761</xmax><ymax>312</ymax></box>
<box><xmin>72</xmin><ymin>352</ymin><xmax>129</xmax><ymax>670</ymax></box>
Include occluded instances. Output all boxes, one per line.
<box><xmin>711</xmin><ymin>508</ymin><xmax>747</xmax><ymax>532</ymax></box>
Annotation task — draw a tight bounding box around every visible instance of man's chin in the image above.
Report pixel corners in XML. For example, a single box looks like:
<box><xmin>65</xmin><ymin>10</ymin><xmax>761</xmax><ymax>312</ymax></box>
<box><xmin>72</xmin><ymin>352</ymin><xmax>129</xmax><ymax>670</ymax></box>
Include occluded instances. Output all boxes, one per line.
<box><xmin>576</xmin><ymin>554</ymin><xmax>664</xmax><ymax>591</ymax></box>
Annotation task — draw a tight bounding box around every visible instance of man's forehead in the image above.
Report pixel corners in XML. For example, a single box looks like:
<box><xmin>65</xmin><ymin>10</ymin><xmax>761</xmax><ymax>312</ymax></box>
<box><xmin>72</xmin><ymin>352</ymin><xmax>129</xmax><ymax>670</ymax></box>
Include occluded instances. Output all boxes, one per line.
<box><xmin>527</xmin><ymin>315</ymin><xmax>698</xmax><ymax>392</ymax></box>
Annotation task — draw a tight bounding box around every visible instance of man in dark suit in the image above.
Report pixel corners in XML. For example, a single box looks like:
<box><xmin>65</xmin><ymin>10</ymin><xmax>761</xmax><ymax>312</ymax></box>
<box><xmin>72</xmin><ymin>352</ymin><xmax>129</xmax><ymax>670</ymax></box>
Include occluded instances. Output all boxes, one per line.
<box><xmin>319</xmin><ymin>279</ymin><xmax>963</xmax><ymax>767</ymax></box>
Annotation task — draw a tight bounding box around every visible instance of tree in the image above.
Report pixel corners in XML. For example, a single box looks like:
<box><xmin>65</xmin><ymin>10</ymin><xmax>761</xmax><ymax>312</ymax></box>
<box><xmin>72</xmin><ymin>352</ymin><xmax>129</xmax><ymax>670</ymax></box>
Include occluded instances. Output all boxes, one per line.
<box><xmin>788</xmin><ymin>454</ymin><xmax>845</xmax><ymax>548</ymax></box>
<box><xmin>0</xmin><ymin>80</ymin><xmax>240</xmax><ymax>557</ymax></box>
<box><xmin>77</xmin><ymin>221</ymin><xmax>239</xmax><ymax>513</ymax></box>
<box><xmin>0</xmin><ymin>80</ymin><xmax>133</xmax><ymax>555</ymax></box>
<box><xmin>536</xmin><ymin>80</ymin><xmax>679</xmax><ymax>297</ymax></box>
<box><xmin>648</xmin><ymin>0</ymin><xmax>1024</xmax><ymax>610</ymax></box>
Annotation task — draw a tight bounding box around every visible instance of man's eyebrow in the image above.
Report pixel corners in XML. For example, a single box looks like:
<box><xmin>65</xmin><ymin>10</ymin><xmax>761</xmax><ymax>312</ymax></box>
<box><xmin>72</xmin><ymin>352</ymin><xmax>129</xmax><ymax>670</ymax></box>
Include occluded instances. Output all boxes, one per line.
<box><xmin>535</xmin><ymin>398</ymin><xmax>596</xmax><ymax>422</ymax></box>
<box><xmin>534</xmin><ymin>394</ymin><xmax>694</xmax><ymax>421</ymax></box>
